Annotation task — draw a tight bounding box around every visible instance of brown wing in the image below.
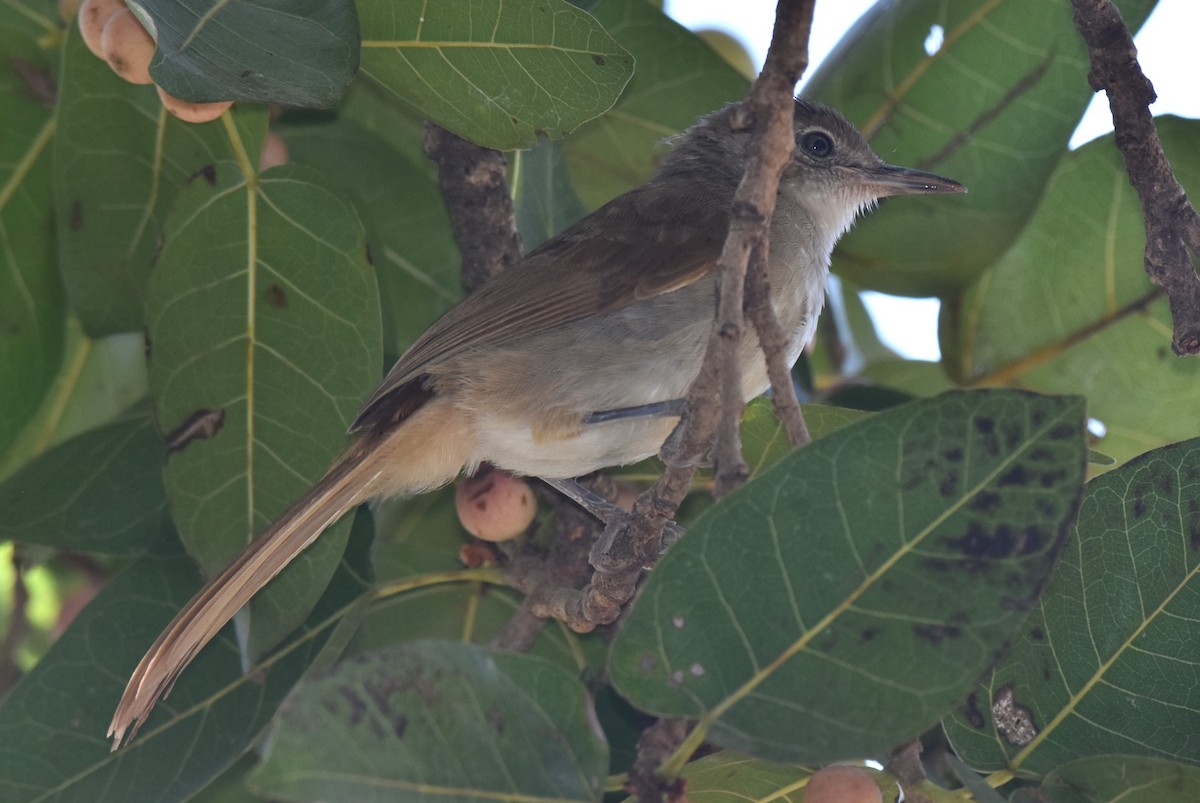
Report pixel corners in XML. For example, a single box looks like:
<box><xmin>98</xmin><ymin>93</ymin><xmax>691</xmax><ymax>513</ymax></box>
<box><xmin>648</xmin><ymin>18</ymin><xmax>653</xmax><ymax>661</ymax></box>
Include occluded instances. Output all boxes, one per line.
<box><xmin>351</xmin><ymin>182</ymin><xmax>729</xmax><ymax>433</ymax></box>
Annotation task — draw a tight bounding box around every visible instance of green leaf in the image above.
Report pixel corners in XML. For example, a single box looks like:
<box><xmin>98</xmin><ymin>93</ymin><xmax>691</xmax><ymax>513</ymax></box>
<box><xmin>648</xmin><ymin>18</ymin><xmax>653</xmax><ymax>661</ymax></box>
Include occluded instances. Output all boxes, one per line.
<box><xmin>942</xmin><ymin>118</ymin><xmax>1200</xmax><ymax>468</ymax></box>
<box><xmin>677</xmin><ymin>752</ymin><xmax>813</xmax><ymax>801</ymax></box>
<box><xmin>54</xmin><ymin>25</ymin><xmax>267</xmax><ymax>334</ymax></box>
<box><xmin>944</xmin><ymin>437</ymin><xmax>1200</xmax><ymax>774</ymax></box>
<box><xmin>0</xmin><ymin>0</ymin><xmax>58</xmax><ymax>40</ymax></box>
<box><xmin>512</xmin><ymin>135</ymin><xmax>590</xmax><ymax>250</ymax></box>
<box><xmin>739</xmin><ymin>398</ymin><xmax>872</xmax><ymax>480</ymax></box>
<box><xmin>251</xmin><ymin>640</ymin><xmax>609</xmax><ymax>803</ymax></box>
<box><xmin>357</xmin><ymin>0</ymin><xmax>634</xmax><ymax>151</ymax></box>
<box><xmin>279</xmin><ymin>115</ymin><xmax>462</xmax><ymax>356</ymax></box>
<box><xmin>0</xmin><ymin>513</ymin><xmax>373</xmax><ymax>803</ymax></box>
<box><xmin>808</xmin><ymin>0</ymin><xmax>1157</xmax><ymax>296</ymax></box>
<box><xmin>0</xmin><ymin>416</ymin><xmax>176</xmax><ymax>554</ymax></box>
<box><xmin>1014</xmin><ymin>756</ymin><xmax>1200</xmax><ymax>803</ymax></box>
<box><xmin>132</xmin><ymin>0</ymin><xmax>358</xmax><ymax>106</ymax></box>
<box><xmin>566</xmin><ymin>0</ymin><xmax>750</xmax><ymax>207</ymax></box>
<box><xmin>145</xmin><ymin>160</ymin><xmax>381</xmax><ymax>659</ymax></box>
<box><xmin>610</xmin><ymin>390</ymin><xmax>1087</xmax><ymax>763</ymax></box>
<box><xmin>0</xmin><ymin>23</ymin><xmax>64</xmax><ymax>459</ymax></box>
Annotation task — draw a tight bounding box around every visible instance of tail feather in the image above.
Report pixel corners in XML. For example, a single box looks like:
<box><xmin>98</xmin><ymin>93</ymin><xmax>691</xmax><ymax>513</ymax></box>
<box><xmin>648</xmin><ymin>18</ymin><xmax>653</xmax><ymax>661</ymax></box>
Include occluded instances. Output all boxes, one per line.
<box><xmin>107</xmin><ymin>445</ymin><xmax>378</xmax><ymax>750</ymax></box>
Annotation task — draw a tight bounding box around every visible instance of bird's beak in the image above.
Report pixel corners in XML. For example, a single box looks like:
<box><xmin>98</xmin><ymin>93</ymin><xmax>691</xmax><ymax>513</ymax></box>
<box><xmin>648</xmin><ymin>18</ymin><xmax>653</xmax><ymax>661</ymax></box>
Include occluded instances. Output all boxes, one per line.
<box><xmin>859</xmin><ymin>163</ymin><xmax>967</xmax><ymax>197</ymax></box>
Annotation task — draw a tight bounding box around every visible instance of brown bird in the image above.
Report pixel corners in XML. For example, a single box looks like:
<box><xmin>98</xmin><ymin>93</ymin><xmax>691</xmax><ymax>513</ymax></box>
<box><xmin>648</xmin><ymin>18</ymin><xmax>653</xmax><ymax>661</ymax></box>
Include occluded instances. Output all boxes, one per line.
<box><xmin>108</xmin><ymin>98</ymin><xmax>965</xmax><ymax>749</ymax></box>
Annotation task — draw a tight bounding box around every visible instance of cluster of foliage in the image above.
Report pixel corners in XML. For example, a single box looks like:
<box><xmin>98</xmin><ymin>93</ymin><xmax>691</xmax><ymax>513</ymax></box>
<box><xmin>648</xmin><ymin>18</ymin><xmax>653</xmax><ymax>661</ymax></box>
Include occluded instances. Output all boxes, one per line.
<box><xmin>0</xmin><ymin>0</ymin><xmax>1197</xmax><ymax>801</ymax></box>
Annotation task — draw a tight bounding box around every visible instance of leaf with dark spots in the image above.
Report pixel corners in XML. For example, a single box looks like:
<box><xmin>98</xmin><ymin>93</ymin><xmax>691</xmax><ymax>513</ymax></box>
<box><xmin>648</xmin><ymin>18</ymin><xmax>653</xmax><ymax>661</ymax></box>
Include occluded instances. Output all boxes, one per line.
<box><xmin>963</xmin><ymin>694</ymin><xmax>985</xmax><ymax>729</ymax></box>
<box><xmin>264</xmin><ymin>284</ymin><xmax>288</xmax><ymax>308</ymax></box>
<box><xmin>971</xmin><ymin>491</ymin><xmax>1004</xmax><ymax>514</ymax></box>
<box><xmin>945</xmin><ymin>522</ymin><xmax>1017</xmax><ymax>561</ymax></box>
<box><xmin>339</xmin><ymin>687</ymin><xmax>366</xmax><ymax>726</ymax></box>
<box><xmin>998</xmin><ymin>460</ymin><xmax>1027</xmax><ymax>484</ymax></box>
<box><xmin>1132</xmin><ymin>487</ymin><xmax>1149</xmax><ymax>518</ymax></box>
<box><xmin>945</xmin><ymin>436</ymin><xmax>1200</xmax><ymax>775</ymax></box>
<box><xmin>1028</xmin><ymin>448</ymin><xmax>1055</xmax><ymax>463</ymax></box>
<box><xmin>188</xmin><ymin>164</ymin><xmax>218</xmax><ymax>186</ymax></box>
<box><xmin>253</xmin><ymin>642</ymin><xmax>607</xmax><ymax>802</ymax></box>
<box><xmin>69</xmin><ymin>201</ymin><xmax>83</xmax><ymax>231</ymax></box>
<box><xmin>1049</xmin><ymin>423</ymin><xmax>1078</xmax><ymax>441</ymax></box>
<box><xmin>1039</xmin><ymin>468</ymin><xmax>1069</xmax><ymax>488</ymax></box>
<box><xmin>611</xmin><ymin>390</ymin><xmax>1086</xmax><ymax>764</ymax></box>
<box><xmin>1018</xmin><ymin>526</ymin><xmax>1046</xmax><ymax>557</ymax></box>
<box><xmin>165</xmin><ymin>408</ymin><xmax>225</xmax><ymax>454</ymax></box>
<box><xmin>914</xmin><ymin>623</ymin><xmax>962</xmax><ymax>644</ymax></box>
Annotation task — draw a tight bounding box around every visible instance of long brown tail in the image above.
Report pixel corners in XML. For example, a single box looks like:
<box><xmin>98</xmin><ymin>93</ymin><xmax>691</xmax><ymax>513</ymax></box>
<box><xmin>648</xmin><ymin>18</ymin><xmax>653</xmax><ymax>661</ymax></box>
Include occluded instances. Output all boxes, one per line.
<box><xmin>107</xmin><ymin>444</ymin><xmax>379</xmax><ymax>750</ymax></box>
<box><xmin>108</xmin><ymin>396</ymin><xmax>475</xmax><ymax>749</ymax></box>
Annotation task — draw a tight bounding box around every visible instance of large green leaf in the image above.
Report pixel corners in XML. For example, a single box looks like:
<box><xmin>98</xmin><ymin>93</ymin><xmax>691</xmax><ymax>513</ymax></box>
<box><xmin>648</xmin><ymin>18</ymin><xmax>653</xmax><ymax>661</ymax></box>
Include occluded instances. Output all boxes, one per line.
<box><xmin>251</xmin><ymin>640</ymin><xmax>608</xmax><ymax>803</ymax></box>
<box><xmin>131</xmin><ymin>0</ymin><xmax>358</xmax><ymax>106</ymax></box>
<box><xmin>0</xmin><ymin>21</ymin><xmax>63</xmax><ymax>459</ymax></box>
<box><xmin>54</xmin><ymin>24</ymin><xmax>266</xmax><ymax>334</ymax></box>
<box><xmin>566</xmin><ymin>0</ymin><xmax>750</xmax><ymax>207</ymax></box>
<box><xmin>0</xmin><ymin>416</ymin><xmax>176</xmax><ymax>555</ymax></box>
<box><xmin>808</xmin><ymin>0</ymin><xmax>1157</xmax><ymax>296</ymax></box>
<box><xmin>0</xmin><ymin>513</ymin><xmax>373</xmax><ymax>803</ymax></box>
<box><xmin>1012</xmin><ymin>756</ymin><xmax>1200</xmax><ymax>803</ymax></box>
<box><xmin>942</xmin><ymin>118</ymin><xmax>1200</xmax><ymax>468</ymax></box>
<box><xmin>611</xmin><ymin>390</ymin><xmax>1086</xmax><ymax>763</ymax></box>
<box><xmin>0</xmin><ymin>323</ymin><xmax>148</xmax><ymax>480</ymax></box>
<box><xmin>944</xmin><ymin>438</ymin><xmax>1200</xmax><ymax>774</ymax></box>
<box><xmin>145</xmin><ymin>160</ymin><xmax>381</xmax><ymax>659</ymax></box>
<box><xmin>279</xmin><ymin>115</ymin><xmax>462</xmax><ymax>356</ymax></box>
<box><xmin>357</xmin><ymin>0</ymin><xmax>634</xmax><ymax>151</ymax></box>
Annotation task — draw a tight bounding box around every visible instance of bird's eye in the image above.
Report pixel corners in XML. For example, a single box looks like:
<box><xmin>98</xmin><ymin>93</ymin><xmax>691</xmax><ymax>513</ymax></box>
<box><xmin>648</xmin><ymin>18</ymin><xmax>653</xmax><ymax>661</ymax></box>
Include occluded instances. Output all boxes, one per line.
<box><xmin>800</xmin><ymin>131</ymin><xmax>834</xmax><ymax>158</ymax></box>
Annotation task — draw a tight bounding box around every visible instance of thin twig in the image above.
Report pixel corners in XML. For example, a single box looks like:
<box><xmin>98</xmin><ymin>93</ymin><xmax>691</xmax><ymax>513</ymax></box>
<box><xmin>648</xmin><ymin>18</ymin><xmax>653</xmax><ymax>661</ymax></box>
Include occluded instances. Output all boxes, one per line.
<box><xmin>746</xmin><ymin>243</ymin><xmax>811</xmax><ymax>447</ymax></box>
<box><xmin>1070</xmin><ymin>0</ymin><xmax>1200</xmax><ymax>356</ymax></box>
<box><xmin>524</xmin><ymin>0</ymin><xmax>818</xmax><ymax>637</ymax></box>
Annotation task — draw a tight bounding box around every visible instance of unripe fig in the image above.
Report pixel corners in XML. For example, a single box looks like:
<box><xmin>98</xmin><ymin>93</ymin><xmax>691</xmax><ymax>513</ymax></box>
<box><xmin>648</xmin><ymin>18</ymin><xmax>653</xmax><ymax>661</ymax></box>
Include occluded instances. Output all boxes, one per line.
<box><xmin>455</xmin><ymin>470</ymin><xmax>537</xmax><ymax>542</ymax></box>
<box><xmin>78</xmin><ymin>0</ymin><xmax>125</xmax><ymax>59</ymax></box>
<box><xmin>156</xmin><ymin>85</ymin><xmax>232</xmax><ymax>124</ymax></box>
<box><xmin>259</xmin><ymin>131</ymin><xmax>289</xmax><ymax>170</ymax></box>
<box><xmin>803</xmin><ymin>765</ymin><xmax>882</xmax><ymax>803</ymax></box>
<box><xmin>101</xmin><ymin>8</ymin><xmax>154</xmax><ymax>85</ymax></box>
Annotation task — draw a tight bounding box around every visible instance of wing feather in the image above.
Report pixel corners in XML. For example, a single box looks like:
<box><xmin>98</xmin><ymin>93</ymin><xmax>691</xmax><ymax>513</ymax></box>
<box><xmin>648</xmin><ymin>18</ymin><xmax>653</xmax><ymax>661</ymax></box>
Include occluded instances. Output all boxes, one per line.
<box><xmin>352</xmin><ymin>183</ymin><xmax>728</xmax><ymax>432</ymax></box>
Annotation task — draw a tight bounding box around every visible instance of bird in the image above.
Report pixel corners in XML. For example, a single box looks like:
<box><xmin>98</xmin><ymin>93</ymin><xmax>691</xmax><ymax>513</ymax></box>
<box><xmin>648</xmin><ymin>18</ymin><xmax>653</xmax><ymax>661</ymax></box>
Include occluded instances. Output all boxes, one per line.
<box><xmin>108</xmin><ymin>97</ymin><xmax>965</xmax><ymax>748</ymax></box>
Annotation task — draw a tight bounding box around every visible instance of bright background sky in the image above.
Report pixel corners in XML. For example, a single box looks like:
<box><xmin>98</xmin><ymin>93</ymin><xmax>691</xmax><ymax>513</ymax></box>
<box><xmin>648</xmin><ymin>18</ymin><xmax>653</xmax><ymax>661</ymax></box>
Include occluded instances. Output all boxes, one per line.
<box><xmin>664</xmin><ymin>0</ymin><xmax>1200</xmax><ymax>361</ymax></box>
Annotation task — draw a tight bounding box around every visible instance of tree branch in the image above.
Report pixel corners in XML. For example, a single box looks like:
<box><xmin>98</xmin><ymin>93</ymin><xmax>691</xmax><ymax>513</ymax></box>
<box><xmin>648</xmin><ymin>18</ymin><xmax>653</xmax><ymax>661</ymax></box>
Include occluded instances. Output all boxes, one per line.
<box><xmin>521</xmin><ymin>0</ymin><xmax>818</xmax><ymax>639</ymax></box>
<box><xmin>422</xmin><ymin>123</ymin><xmax>524</xmax><ymax>292</ymax></box>
<box><xmin>1070</xmin><ymin>0</ymin><xmax>1200</xmax><ymax>356</ymax></box>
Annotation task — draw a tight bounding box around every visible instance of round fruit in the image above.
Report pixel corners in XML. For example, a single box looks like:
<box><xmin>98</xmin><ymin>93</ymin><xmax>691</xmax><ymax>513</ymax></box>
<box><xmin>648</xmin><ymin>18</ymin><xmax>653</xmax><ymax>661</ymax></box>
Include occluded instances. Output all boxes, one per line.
<box><xmin>259</xmin><ymin>131</ymin><xmax>289</xmax><ymax>171</ymax></box>
<box><xmin>803</xmin><ymin>765</ymin><xmax>882</xmax><ymax>803</ymax></box>
<box><xmin>101</xmin><ymin>8</ymin><xmax>155</xmax><ymax>85</ymax></box>
<box><xmin>156</xmin><ymin>85</ymin><xmax>232</xmax><ymax>124</ymax></box>
<box><xmin>78</xmin><ymin>0</ymin><xmax>126</xmax><ymax>59</ymax></box>
<box><xmin>455</xmin><ymin>470</ymin><xmax>537</xmax><ymax>542</ymax></box>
